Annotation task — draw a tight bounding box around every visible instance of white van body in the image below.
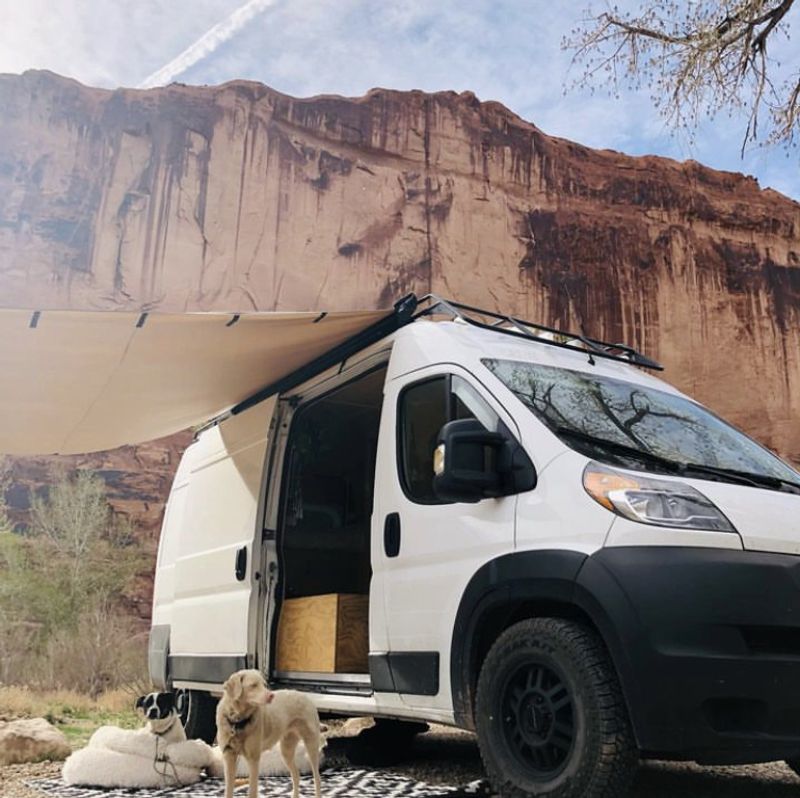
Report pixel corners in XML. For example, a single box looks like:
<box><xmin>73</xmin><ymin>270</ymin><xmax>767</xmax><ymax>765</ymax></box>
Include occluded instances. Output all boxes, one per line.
<box><xmin>148</xmin><ymin>300</ymin><xmax>800</xmax><ymax>796</ymax></box>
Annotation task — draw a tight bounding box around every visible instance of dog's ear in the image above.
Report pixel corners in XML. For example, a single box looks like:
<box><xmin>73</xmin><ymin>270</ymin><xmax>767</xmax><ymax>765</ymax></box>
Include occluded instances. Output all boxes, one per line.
<box><xmin>223</xmin><ymin>673</ymin><xmax>244</xmax><ymax>701</ymax></box>
<box><xmin>258</xmin><ymin>674</ymin><xmax>274</xmax><ymax>703</ymax></box>
<box><xmin>160</xmin><ymin>692</ymin><xmax>175</xmax><ymax>713</ymax></box>
<box><xmin>134</xmin><ymin>695</ymin><xmax>146</xmax><ymax>712</ymax></box>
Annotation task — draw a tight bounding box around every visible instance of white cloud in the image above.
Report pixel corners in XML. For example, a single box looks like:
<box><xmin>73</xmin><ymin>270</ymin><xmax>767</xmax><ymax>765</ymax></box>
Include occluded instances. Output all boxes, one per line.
<box><xmin>0</xmin><ymin>1</ymin><xmax>245</xmax><ymax>88</ymax></box>
<box><xmin>138</xmin><ymin>0</ymin><xmax>281</xmax><ymax>89</ymax></box>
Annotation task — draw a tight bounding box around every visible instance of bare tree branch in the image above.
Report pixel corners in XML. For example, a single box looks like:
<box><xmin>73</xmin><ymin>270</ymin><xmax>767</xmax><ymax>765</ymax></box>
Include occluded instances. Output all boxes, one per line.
<box><xmin>564</xmin><ymin>0</ymin><xmax>799</xmax><ymax>152</ymax></box>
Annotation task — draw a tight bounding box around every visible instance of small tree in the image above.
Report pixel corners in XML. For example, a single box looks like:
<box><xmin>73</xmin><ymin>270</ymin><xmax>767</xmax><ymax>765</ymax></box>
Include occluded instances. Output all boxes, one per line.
<box><xmin>0</xmin><ymin>467</ymin><xmax>148</xmax><ymax>691</ymax></box>
<box><xmin>27</xmin><ymin>468</ymin><xmax>141</xmax><ymax>623</ymax></box>
<box><xmin>565</xmin><ymin>1</ymin><xmax>799</xmax><ymax>151</ymax></box>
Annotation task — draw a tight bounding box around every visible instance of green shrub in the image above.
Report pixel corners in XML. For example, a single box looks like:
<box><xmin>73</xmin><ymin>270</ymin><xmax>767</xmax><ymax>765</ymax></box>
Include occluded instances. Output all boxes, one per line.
<box><xmin>0</xmin><ymin>467</ymin><xmax>151</xmax><ymax>693</ymax></box>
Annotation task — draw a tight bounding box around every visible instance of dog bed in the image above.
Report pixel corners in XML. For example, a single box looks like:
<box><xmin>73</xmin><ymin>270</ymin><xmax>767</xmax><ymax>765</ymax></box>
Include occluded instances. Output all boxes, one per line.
<box><xmin>206</xmin><ymin>740</ymin><xmax>317</xmax><ymax>778</ymax></box>
<box><xmin>62</xmin><ymin>724</ymin><xmax>320</xmax><ymax>789</ymax></box>
<box><xmin>62</xmin><ymin>726</ymin><xmax>214</xmax><ymax>788</ymax></box>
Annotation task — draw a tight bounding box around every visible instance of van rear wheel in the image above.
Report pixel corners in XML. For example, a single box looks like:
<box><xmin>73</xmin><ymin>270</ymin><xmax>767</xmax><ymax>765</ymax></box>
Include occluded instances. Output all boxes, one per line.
<box><xmin>475</xmin><ymin>618</ymin><xmax>637</xmax><ymax>798</ymax></box>
<box><xmin>175</xmin><ymin>689</ymin><xmax>217</xmax><ymax>743</ymax></box>
<box><xmin>785</xmin><ymin>759</ymin><xmax>800</xmax><ymax>778</ymax></box>
<box><xmin>345</xmin><ymin>718</ymin><xmax>429</xmax><ymax>765</ymax></box>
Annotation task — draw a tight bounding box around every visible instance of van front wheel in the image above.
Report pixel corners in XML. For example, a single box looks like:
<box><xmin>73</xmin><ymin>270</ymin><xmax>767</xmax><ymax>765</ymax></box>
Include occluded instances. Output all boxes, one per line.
<box><xmin>475</xmin><ymin>618</ymin><xmax>636</xmax><ymax>798</ymax></box>
<box><xmin>175</xmin><ymin>689</ymin><xmax>217</xmax><ymax>743</ymax></box>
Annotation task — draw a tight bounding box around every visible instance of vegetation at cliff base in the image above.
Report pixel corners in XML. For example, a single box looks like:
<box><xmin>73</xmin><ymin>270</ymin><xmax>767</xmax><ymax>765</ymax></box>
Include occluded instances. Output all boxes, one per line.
<box><xmin>0</xmin><ymin>467</ymin><xmax>152</xmax><ymax>695</ymax></box>
<box><xmin>0</xmin><ymin>685</ymin><xmax>139</xmax><ymax>748</ymax></box>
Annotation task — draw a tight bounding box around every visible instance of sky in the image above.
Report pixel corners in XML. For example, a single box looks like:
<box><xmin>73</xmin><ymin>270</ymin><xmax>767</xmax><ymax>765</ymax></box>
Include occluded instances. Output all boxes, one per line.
<box><xmin>1</xmin><ymin>0</ymin><xmax>798</xmax><ymax>199</ymax></box>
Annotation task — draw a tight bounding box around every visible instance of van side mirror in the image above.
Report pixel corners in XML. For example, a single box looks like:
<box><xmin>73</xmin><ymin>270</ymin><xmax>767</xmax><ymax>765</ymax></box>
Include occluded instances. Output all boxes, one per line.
<box><xmin>432</xmin><ymin>419</ymin><xmax>536</xmax><ymax>503</ymax></box>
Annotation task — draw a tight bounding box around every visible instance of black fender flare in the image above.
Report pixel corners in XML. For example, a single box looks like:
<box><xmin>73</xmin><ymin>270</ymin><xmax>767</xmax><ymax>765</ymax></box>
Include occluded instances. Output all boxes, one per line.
<box><xmin>449</xmin><ymin>549</ymin><xmax>645</xmax><ymax>742</ymax></box>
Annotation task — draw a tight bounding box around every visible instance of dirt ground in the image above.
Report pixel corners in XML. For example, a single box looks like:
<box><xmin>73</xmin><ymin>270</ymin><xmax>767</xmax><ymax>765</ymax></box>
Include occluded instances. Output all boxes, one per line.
<box><xmin>381</xmin><ymin>727</ymin><xmax>800</xmax><ymax>797</ymax></box>
<box><xmin>4</xmin><ymin>724</ymin><xmax>800</xmax><ymax>797</ymax></box>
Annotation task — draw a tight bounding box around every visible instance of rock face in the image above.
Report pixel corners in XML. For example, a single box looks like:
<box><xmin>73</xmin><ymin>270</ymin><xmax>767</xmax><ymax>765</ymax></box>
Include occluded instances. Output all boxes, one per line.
<box><xmin>1</xmin><ymin>71</ymin><xmax>799</xmax><ymax>604</ymax></box>
<box><xmin>0</xmin><ymin>718</ymin><xmax>71</xmax><ymax>765</ymax></box>
<box><xmin>2</xmin><ymin>432</ymin><xmax>191</xmax><ymax>545</ymax></box>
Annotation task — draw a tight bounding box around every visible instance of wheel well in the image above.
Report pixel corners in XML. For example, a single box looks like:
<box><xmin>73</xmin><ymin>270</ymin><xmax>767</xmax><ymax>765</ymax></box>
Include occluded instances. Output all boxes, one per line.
<box><xmin>466</xmin><ymin>599</ymin><xmax>600</xmax><ymax>726</ymax></box>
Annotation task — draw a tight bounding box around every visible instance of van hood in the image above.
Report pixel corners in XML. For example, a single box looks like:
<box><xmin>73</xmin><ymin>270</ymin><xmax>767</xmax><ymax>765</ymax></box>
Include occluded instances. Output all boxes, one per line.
<box><xmin>694</xmin><ymin>479</ymin><xmax>800</xmax><ymax>556</ymax></box>
<box><xmin>0</xmin><ymin>307</ymin><xmax>393</xmax><ymax>455</ymax></box>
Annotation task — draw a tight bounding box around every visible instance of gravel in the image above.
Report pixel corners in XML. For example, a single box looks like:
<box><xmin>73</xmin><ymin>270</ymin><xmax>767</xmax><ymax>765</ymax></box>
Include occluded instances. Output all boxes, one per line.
<box><xmin>0</xmin><ymin>760</ymin><xmax>62</xmax><ymax>798</ymax></box>
<box><xmin>327</xmin><ymin>725</ymin><xmax>800</xmax><ymax>797</ymax></box>
<box><xmin>5</xmin><ymin>725</ymin><xmax>800</xmax><ymax>797</ymax></box>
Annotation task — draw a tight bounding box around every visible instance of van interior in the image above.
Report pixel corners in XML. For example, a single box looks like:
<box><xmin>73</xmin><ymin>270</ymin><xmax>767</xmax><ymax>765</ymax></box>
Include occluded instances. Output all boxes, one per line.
<box><xmin>274</xmin><ymin>365</ymin><xmax>387</xmax><ymax>683</ymax></box>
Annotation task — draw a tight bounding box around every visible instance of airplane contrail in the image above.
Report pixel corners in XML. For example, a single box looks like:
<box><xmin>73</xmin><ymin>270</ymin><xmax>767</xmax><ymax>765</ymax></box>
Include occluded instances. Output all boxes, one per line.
<box><xmin>138</xmin><ymin>0</ymin><xmax>279</xmax><ymax>89</ymax></box>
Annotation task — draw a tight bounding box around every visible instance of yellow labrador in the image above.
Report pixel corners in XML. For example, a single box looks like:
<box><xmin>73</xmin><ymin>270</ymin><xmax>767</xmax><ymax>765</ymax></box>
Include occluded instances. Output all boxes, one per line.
<box><xmin>216</xmin><ymin>669</ymin><xmax>322</xmax><ymax>798</ymax></box>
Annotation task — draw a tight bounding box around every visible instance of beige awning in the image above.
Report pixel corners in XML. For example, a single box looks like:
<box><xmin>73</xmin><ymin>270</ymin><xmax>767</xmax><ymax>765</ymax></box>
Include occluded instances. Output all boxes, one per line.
<box><xmin>0</xmin><ymin>308</ymin><xmax>391</xmax><ymax>455</ymax></box>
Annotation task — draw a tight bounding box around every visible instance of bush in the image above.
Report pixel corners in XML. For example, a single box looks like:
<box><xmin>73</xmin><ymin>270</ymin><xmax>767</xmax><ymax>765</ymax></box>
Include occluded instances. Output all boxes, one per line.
<box><xmin>38</xmin><ymin>603</ymin><xmax>148</xmax><ymax>697</ymax></box>
<box><xmin>0</xmin><ymin>467</ymin><xmax>151</xmax><ymax>693</ymax></box>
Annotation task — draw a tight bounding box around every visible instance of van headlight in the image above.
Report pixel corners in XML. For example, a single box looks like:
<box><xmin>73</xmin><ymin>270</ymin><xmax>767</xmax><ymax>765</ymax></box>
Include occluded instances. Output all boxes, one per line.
<box><xmin>582</xmin><ymin>462</ymin><xmax>736</xmax><ymax>532</ymax></box>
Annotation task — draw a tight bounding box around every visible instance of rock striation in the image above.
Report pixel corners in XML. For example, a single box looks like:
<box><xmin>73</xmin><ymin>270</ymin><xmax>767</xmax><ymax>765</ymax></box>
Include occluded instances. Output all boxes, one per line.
<box><xmin>1</xmin><ymin>71</ymin><xmax>798</xmax><ymax>599</ymax></box>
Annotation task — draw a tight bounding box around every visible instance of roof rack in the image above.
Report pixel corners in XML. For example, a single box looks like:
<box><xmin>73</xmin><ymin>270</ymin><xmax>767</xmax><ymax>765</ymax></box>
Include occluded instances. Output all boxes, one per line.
<box><xmin>414</xmin><ymin>295</ymin><xmax>663</xmax><ymax>371</ymax></box>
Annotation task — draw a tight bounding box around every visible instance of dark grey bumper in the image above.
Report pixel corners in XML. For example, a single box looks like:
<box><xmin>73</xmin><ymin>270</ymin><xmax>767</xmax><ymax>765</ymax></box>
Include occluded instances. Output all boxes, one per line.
<box><xmin>148</xmin><ymin>624</ymin><xmax>170</xmax><ymax>690</ymax></box>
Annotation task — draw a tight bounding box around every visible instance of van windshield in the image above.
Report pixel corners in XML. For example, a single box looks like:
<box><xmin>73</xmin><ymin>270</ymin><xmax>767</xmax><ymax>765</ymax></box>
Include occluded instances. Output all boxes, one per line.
<box><xmin>483</xmin><ymin>358</ymin><xmax>800</xmax><ymax>490</ymax></box>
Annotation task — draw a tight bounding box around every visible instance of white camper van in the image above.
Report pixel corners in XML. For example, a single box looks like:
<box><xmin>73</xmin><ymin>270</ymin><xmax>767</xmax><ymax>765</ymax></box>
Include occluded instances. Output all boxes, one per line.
<box><xmin>148</xmin><ymin>296</ymin><xmax>800</xmax><ymax>798</ymax></box>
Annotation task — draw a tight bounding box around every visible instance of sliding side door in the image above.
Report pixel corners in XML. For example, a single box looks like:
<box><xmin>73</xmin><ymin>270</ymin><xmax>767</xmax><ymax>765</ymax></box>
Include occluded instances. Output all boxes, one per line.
<box><xmin>169</xmin><ymin>397</ymin><xmax>277</xmax><ymax>686</ymax></box>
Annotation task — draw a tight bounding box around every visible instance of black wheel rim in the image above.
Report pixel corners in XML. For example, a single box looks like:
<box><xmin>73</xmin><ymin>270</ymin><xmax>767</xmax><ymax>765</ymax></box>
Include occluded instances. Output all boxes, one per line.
<box><xmin>500</xmin><ymin>660</ymin><xmax>575</xmax><ymax>780</ymax></box>
<box><xmin>174</xmin><ymin>688</ymin><xmax>190</xmax><ymax>725</ymax></box>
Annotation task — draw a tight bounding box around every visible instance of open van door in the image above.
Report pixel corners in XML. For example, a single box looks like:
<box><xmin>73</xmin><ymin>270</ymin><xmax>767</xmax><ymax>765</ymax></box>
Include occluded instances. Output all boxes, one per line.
<box><xmin>162</xmin><ymin>397</ymin><xmax>277</xmax><ymax>687</ymax></box>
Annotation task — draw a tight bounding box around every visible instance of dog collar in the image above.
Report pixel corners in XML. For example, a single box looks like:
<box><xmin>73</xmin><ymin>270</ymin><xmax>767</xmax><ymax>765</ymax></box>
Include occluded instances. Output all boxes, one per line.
<box><xmin>153</xmin><ymin>717</ymin><xmax>177</xmax><ymax>736</ymax></box>
<box><xmin>226</xmin><ymin>711</ymin><xmax>256</xmax><ymax>732</ymax></box>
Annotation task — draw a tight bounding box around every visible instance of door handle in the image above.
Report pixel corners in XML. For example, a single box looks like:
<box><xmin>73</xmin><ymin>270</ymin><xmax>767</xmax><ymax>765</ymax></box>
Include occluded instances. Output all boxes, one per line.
<box><xmin>384</xmin><ymin>513</ymin><xmax>401</xmax><ymax>558</ymax></box>
<box><xmin>235</xmin><ymin>546</ymin><xmax>248</xmax><ymax>581</ymax></box>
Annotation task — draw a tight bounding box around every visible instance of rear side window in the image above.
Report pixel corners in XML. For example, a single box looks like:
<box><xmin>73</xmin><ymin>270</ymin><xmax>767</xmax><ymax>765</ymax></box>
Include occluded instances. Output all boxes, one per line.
<box><xmin>398</xmin><ymin>375</ymin><xmax>499</xmax><ymax>504</ymax></box>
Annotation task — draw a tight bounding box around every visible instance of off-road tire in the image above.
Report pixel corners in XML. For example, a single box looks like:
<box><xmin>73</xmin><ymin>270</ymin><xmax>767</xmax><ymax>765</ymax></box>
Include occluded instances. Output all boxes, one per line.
<box><xmin>475</xmin><ymin>618</ymin><xmax>637</xmax><ymax>798</ymax></box>
<box><xmin>175</xmin><ymin>689</ymin><xmax>218</xmax><ymax>743</ymax></box>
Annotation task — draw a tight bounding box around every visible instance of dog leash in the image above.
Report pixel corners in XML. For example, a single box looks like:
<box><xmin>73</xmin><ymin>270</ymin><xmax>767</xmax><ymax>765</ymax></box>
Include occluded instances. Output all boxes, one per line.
<box><xmin>151</xmin><ymin>731</ymin><xmax>185</xmax><ymax>789</ymax></box>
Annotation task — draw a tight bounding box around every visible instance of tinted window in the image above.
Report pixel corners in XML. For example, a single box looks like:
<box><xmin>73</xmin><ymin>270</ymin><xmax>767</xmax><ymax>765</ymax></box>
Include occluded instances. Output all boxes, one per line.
<box><xmin>400</xmin><ymin>378</ymin><xmax>448</xmax><ymax>503</ymax></box>
<box><xmin>398</xmin><ymin>375</ymin><xmax>499</xmax><ymax>503</ymax></box>
<box><xmin>484</xmin><ymin>358</ymin><xmax>800</xmax><ymax>484</ymax></box>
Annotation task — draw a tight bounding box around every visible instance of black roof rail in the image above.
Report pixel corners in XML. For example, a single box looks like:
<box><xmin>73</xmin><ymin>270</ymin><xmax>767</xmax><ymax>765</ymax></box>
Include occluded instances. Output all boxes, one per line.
<box><xmin>194</xmin><ymin>291</ymin><xmax>661</xmax><ymax>440</ymax></box>
<box><xmin>414</xmin><ymin>295</ymin><xmax>663</xmax><ymax>371</ymax></box>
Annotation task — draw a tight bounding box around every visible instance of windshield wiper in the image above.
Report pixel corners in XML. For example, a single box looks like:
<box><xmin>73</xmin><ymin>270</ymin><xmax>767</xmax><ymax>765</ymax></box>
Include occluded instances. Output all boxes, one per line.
<box><xmin>553</xmin><ymin>427</ymin><xmax>685</xmax><ymax>474</ymax></box>
<box><xmin>677</xmin><ymin>462</ymin><xmax>800</xmax><ymax>495</ymax></box>
<box><xmin>552</xmin><ymin>427</ymin><xmax>779</xmax><ymax>489</ymax></box>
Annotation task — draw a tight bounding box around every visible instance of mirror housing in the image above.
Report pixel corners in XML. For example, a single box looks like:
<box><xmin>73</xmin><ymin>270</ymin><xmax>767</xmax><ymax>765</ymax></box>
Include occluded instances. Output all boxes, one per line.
<box><xmin>433</xmin><ymin>419</ymin><xmax>536</xmax><ymax>503</ymax></box>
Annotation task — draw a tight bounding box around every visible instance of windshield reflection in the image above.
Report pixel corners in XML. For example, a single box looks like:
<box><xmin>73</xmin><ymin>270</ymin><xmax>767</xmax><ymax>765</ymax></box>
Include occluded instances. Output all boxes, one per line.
<box><xmin>483</xmin><ymin>358</ymin><xmax>799</xmax><ymax>484</ymax></box>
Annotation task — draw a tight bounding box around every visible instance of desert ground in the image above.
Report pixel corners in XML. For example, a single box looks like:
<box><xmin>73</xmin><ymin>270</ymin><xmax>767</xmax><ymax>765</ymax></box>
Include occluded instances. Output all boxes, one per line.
<box><xmin>3</xmin><ymin>712</ymin><xmax>800</xmax><ymax>798</ymax></box>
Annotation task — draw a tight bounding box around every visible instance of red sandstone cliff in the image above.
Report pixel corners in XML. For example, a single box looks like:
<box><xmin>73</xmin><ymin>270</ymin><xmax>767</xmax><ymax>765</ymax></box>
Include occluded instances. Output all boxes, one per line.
<box><xmin>1</xmin><ymin>69</ymin><xmax>798</xmax><ymax>561</ymax></box>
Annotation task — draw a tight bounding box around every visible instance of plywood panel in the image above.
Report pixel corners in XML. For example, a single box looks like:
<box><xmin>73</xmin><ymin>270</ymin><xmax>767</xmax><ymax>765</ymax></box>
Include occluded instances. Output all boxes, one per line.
<box><xmin>335</xmin><ymin>594</ymin><xmax>369</xmax><ymax>673</ymax></box>
<box><xmin>276</xmin><ymin>594</ymin><xmax>368</xmax><ymax>673</ymax></box>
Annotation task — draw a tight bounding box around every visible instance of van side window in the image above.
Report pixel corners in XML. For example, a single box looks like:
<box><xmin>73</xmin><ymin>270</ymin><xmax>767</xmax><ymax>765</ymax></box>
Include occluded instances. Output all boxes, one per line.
<box><xmin>399</xmin><ymin>375</ymin><xmax>498</xmax><ymax>504</ymax></box>
<box><xmin>400</xmin><ymin>378</ymin><xmax>448</xmax><ymax>502</ymax></box>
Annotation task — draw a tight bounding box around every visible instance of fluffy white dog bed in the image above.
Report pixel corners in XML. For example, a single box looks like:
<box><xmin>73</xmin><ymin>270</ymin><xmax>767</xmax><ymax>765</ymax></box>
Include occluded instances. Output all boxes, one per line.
<box><xmin>206</xmin><ymin>741</ymin><xmax>318</xmax><ymax>778</ymax></box>
<box><xmin>62</xmin><ymin>725</ymin><xmax>321</xmax><ymax>788</ymax></box>
<box><xmin>62</xmin><ymin>726</ymin><xmax>213</xmax><ymax>788</ymax></box>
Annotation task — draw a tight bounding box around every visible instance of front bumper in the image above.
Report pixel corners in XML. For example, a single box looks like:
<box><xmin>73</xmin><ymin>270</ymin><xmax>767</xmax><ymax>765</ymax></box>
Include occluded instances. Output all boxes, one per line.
<box><xmin>578</xmin><ymin>546</ymin><xmax>800</xmax><ymax>763</ymax></box>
